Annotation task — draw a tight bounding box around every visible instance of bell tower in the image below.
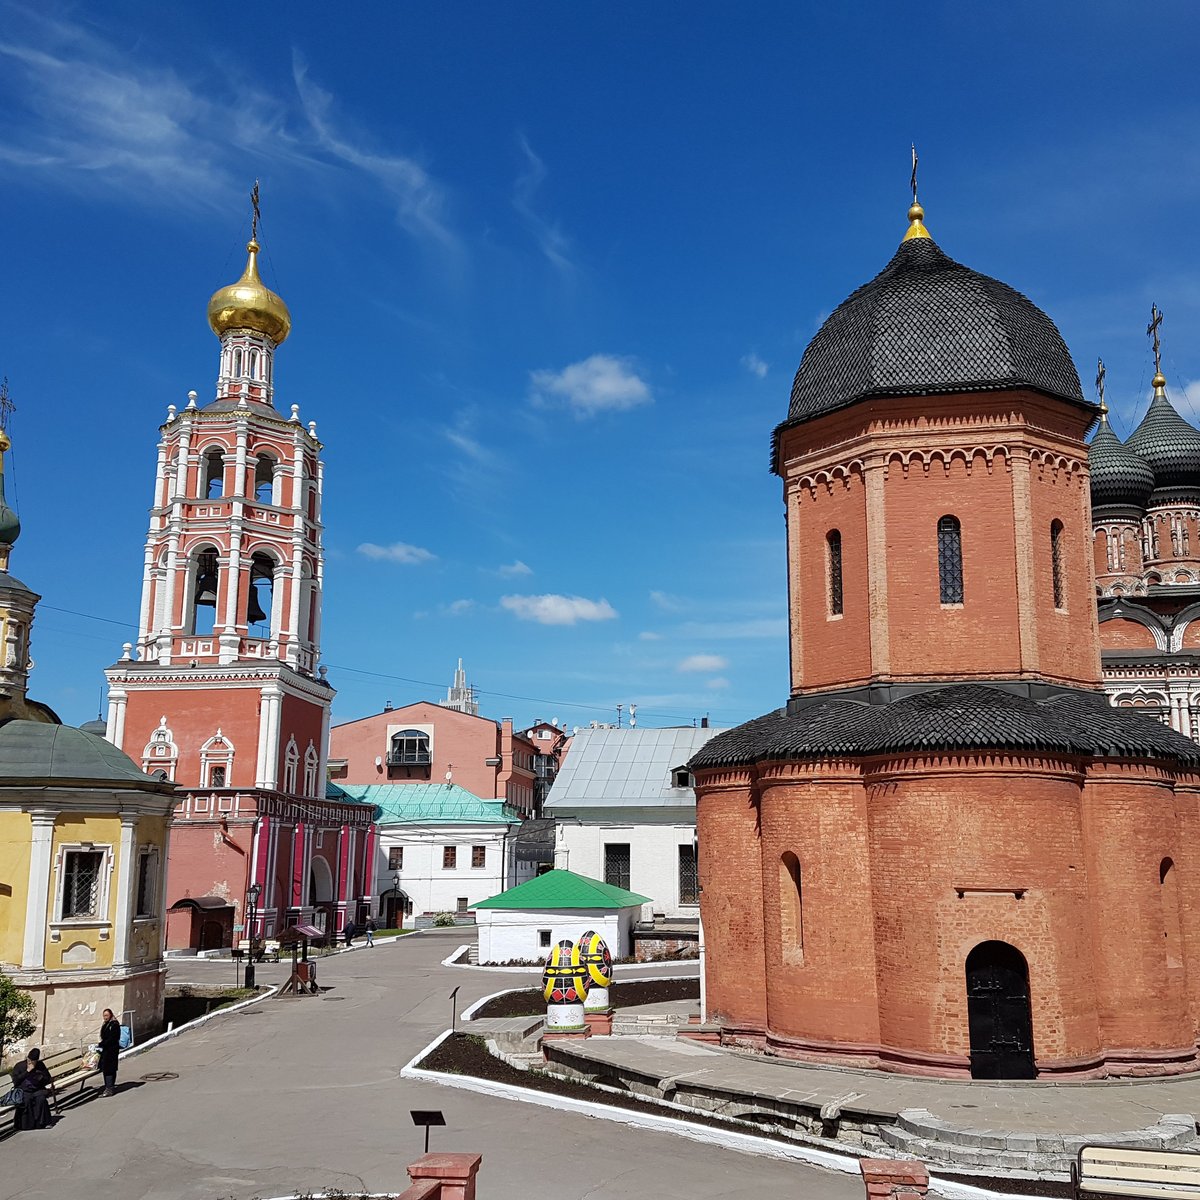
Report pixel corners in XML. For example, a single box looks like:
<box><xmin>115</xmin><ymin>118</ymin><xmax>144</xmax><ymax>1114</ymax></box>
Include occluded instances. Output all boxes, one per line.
<box><xmin>104</xmin><ymin>198</ymin><xmax>371</xmax><ymax>947</ymax></box>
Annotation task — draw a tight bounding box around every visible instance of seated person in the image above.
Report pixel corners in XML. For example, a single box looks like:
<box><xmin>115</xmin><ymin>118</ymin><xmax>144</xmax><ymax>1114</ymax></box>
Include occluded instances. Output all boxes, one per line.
<box><xmin>11</xmin><ymin>1048</ymin><xmax>54</xmax><ymax>1130</ymax></box>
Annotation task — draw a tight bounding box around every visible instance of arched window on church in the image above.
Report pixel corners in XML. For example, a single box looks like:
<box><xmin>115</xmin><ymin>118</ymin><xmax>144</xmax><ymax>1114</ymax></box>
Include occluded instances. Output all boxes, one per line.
<box><xmin>203</xmin><ymin>450</ymin><xmax>225</xmax><ymax>499</ymax></box>
<box><xmin>827</xmin><ymin>530</ymin><xmax>843</xmax><ymax>616</ymax></box>
<box><xmin>283</xmin><ymin>736</ymin><xmax>299</xmax><ymax>794</ymax></box>
<box><xmin>250</xmin><ymin>349</ymin><xmax>260</xmax><ymax>380</ymax></box>
<box><xmin>191</xmin><ymin>548</ymin><xmax>220</xmax><ymax>636</ymax></box>
<box><xmin>233</xmin><ymin>348</ymin><xmax>243</xmax><ymax>378</ymax></box>
<box><xmin>247</xmin><ymin>553</ymin><xmax>275</xmax><ymax>636</ymax></box>
<box><xmin>1051</xmin><ymin>520</ymin><xmax>1066</xmax><ymax>610</ymax></box>
<box><xmin>254</xmin><ymin>454</ymin><xmax>276</xmax><ymax>504</ymax></box>
<box><xmin>937</xmin><ymin>515</ymin><xmax>964</xmax><ymax>604</ymax></box>
<box><xmin>1161</xmin><ymin>857</ymin><xmax>1184</xmax><ymax>968</ymax></box>
<box><xmin>304</xmin><ymin>741</ymin><xmax>320</xmax><ymax>797</ymax></box>
<box><xmin>779</xmin><ymin>852</ymin><xmax>804</xmax><ymax>965</ymax></box>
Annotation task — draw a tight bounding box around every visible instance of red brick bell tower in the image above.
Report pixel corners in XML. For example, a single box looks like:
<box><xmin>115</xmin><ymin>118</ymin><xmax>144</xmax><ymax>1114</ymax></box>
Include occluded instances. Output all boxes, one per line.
<box><xmin>106</xmin><ymin>203</ymin><xmax>374</xmax><ymax>949</ymax></box>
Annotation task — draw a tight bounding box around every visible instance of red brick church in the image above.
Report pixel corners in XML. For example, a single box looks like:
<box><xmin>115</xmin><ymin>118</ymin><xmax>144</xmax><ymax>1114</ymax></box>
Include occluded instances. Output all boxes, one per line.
<box><xmin>691</xmin><ymin>194</ymin><xmax>1200</xmax><ymax>1079</ymax></box>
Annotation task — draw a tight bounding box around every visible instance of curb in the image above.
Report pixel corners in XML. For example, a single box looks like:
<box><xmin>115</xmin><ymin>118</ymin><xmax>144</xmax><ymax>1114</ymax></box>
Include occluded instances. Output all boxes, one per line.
<box><xmin>118</xmin><ymin>985</ymin><xmax>280</xmax><ymax>1063</ymax></box>
<box><xmin>401</xmin><ymin>1029</ymin><xmax>1054</xmax><ymax>1200</ymax></box>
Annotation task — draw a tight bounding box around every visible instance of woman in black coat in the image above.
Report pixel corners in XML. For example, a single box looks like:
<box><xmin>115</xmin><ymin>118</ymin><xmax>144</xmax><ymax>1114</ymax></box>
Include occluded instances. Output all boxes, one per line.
<box><xmin>12</xmin><ymin>1048</ymin><xmax>54</xmax><ymax>1129</ymax></box>
<box><xmin>99</xmin><ymin>1009</ymin><xmax>121</xmax><ymax>1096</ymax></box>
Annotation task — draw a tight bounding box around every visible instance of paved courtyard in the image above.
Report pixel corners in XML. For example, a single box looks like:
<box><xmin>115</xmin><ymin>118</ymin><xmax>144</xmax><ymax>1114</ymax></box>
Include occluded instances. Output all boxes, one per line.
<box><xmin>0</xmin><ymin>931</ymin><xmax>861</xmax><ymax>1200</ymax></box>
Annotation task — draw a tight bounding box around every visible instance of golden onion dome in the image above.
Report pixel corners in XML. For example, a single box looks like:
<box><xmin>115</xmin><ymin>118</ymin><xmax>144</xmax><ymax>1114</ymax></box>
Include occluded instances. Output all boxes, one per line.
<box><xmin>207</xmin><ymin>239</ymin><xmax>291</xmax><ymax>345</ymax></box>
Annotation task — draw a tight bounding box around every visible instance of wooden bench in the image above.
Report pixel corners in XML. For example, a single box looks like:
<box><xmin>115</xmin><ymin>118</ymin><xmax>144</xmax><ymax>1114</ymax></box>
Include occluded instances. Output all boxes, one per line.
<box><xmin>1073</xmin><ymin>1146</ymin><xmax>1200</xmax><ymax>1200</ymax></box>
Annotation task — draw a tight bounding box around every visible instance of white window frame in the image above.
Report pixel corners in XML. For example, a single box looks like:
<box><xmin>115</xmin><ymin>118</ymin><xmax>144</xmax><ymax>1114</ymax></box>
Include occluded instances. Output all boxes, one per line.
<box><xmin>283</xmin><ymin>735</ymin><xmax>300</xmax><ymax>795</ymax></box>
<box><xmin>303</xmin><ymin>740</ymin><xmax>319</xmax><ymax>798</ymax></box>
<box><xmin>199</xmin><ymin>728</ymin><xmax>235</xmax><ymax>788</ymax></box>
<box><xmin>141</xmin><ymin>716</ymin><xmax>178</xmax><ymax>780</ymax></box>
<box><xmin>52</xmin><ymin>842</ymin><xmax>115</xmax><ymax>931</ymax></box>
<box><xmin>135</xmin><ymin>846</ymin><xmax>160</xmax><ymax>919</ymax></box>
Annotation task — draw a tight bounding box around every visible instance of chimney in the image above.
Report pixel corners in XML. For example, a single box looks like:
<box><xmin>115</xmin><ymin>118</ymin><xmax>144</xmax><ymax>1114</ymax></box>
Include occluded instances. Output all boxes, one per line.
<box><xmin>700</xmin><ymin>715</ymin><xmax>709</xmax><ymax>728</ymax></box>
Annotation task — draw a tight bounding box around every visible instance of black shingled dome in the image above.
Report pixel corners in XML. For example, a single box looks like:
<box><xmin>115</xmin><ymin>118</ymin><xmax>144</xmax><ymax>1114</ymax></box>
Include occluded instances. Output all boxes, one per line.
<box><xmin>1088</xmin><ymin>420</ymin><xmax>1155</xmax><ymax>511</ymax></box>
<box><xmin>1125</xmin><ymin>390</ymin><xmax>1200</xmax><ymax>496</ymax></box>
<box><xmin>785</xmin><ymin>237</ymin><xmax>1086</xmax><ymax>427</ymax></box>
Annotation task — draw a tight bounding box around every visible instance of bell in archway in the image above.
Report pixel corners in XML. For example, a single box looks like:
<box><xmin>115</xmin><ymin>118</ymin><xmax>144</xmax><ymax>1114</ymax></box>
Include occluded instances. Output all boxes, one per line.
<box><xmin>195</xmin><ymin>574</ymin><xmax>218</xmax><ymax>607</ymax></box>
<box><xmin>246</xmin><ymin>590</ymin><xmax>268</xmax><ymax>626</ymax></box>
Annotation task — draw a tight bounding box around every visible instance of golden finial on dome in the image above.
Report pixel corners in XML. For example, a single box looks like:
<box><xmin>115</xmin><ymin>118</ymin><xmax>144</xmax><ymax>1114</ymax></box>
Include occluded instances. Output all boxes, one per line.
<box><xmin>903</xmin><ymin>143</ymin><xmax>931</xmax><ymax>242</ymax></box>
<box><xmin>207</xmin><ymin>181</ymin><xmax>291</xmax><ymax>345</ymax></box>
<box><xmin>1096</xmin><ymin>358</ymin><xmax>1108</xmax><ymax>421</ymax></box>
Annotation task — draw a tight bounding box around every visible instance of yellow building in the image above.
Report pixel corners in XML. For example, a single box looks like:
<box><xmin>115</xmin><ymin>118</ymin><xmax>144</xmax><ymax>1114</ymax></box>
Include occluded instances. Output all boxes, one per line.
<box><xmin>0</xmin><ymin>428</ymin><xmax>176</xmax><ymax>1051</ymax></box>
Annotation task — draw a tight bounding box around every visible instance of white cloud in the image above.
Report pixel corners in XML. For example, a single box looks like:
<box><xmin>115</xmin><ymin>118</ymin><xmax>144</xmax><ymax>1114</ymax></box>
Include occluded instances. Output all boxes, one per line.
<box><xmin>514</xmin><ymin>134</ymin><xmax>573</xmax><ymax>274</ymax></box>
<box><xmin>638</xmin><ymin>631</ymin><xmax>663</xmax><ymax>641</ymax></box>
<box><xmin>445</xmin><ymin>598</ymin><xmax>475</xmax><ymax>615</ymax></box>
<box><xmin>293</xmin><ymin>53</ymin><xmax>458</xmax><ymax>253</ymax></box>
<box><xmin>705</xmin><ymin>677</ymin><xmax>731</xmax><ymax>690</ymax></box>
<box><xmin>531</xmin><ymin>355</ymin><xmax>651</xmax><ymax>418</ymax></box>
<box><xmin>497</xmin><ymin>560</ymin><xmax>533</xmax><ymax>577</ymax></box>
<box><xmin>649</xmin><ymin>590</ymin><xmax>686</xmax><ymax>613</ymax></box>
<box><xmin>357</xmin><ymin>542</ymin><xmax>437</xmax><ymax>565</ymax></box>
<box><xmin>678</xmin><ymin>654</ymin><xmax>729</xmax><ymax>673</ymax></box>
<box><xmin>741</xmin><ymin>352</ymin><xmax>769</xmax><ymax>378</ymax></box>
<box><xmin>501</xmin><ymin>594</ymin><xmax>618</xmax><ymax>626</ymax></box>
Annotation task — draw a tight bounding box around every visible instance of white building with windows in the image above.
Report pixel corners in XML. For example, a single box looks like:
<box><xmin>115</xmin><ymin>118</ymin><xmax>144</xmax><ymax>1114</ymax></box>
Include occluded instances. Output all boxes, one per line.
<box><xmin>336</xmin><ymin>783</ymin><xmax>530</xmax><ymax>928</ymax></box>
<box><xmin>544</xmin><ymin>726</ymin><xmax>725</xmax><ymax>920</ymax></box>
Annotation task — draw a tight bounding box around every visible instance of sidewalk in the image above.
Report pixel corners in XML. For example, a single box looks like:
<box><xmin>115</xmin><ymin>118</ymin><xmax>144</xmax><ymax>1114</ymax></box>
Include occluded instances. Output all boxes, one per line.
<box><xmin>541</xmin><ymin>1033</ymin><xmax>1200</xmax><ymax>1177</ymax></box>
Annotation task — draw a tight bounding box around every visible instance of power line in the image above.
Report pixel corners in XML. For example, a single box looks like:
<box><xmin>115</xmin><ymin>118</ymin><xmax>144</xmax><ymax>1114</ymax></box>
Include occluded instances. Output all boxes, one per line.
<box><xmin>35</xmin><ymin>604</ymin><xmax>752</xmax><ymax>726</ymax></box>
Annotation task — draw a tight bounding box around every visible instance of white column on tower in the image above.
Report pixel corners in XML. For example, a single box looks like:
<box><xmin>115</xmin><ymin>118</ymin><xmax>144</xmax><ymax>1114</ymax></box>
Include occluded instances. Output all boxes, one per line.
<box><xmin>22</xmin><ymin>810</ymin><xmax>57</xmax><ymax>969</ymax></box>
<box><xmin>113</xmin><ymin>812</ymin><xmax>140</xmax><ymax>966</ymax></box>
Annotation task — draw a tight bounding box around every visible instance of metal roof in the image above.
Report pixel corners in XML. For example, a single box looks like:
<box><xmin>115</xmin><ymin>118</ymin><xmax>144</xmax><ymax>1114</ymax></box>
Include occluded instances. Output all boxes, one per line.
<box><xmin>544</xmin><ymin>726</ymin><xmax>726</xmax><ymax>810</ymax></box>
<box><xmin>690</xmin><ymin>683</ymin><xmax>1200</xmax><ymax>770</ymax></box>
<box><xmin>334</xmin><ymin>782</ymin><xmax>521</xmax><ymax>825</ymax></box>
<box><xmin>0</xmin><ymin>719</ymin><xmax>173</xmax><ymax>788</ymax></box>
<box><xmin>474</xmin><ymin>868</ymin><xmax>649</xmax><ymax>910</ymax></box>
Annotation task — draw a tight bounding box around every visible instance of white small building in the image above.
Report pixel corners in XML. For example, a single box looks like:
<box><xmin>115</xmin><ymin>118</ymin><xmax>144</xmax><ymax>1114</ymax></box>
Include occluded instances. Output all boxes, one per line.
<box><xmin>544</xmin><ymin>725</ymin><xmax>724</xmax><ymax>918</ymax></box>
<box><xmin>473</xmin><ymin>869</ymin><xmax>649</xmax><ymax>964</ymax></box>
<box><xmin>335</xmin><ymin>783</ymin><xmax>528</xmax><ymax>927</ymax></box>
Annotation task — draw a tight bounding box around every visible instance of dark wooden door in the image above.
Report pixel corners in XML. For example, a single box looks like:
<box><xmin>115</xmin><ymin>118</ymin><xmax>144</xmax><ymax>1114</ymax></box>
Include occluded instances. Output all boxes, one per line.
<box><xmin>966</xmin><ymin>941</ymin><xmax>1036</xmax><ymax>1079</ymax></box>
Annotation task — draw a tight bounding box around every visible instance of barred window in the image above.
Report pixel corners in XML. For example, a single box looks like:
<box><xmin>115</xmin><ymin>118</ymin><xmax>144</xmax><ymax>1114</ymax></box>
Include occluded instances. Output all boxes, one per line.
<box><xmin>604</xmin><ymin>843</ymin><xmax>631</xmax><ymax>891</ymax></box>
<box><xmin>442</xmin><ymin>845</ymin><xmax>457</xmax><ymax>870</ymax></box>
<box><xmin>937</xmin><ymin>515</ymin><xmax>964</xmax><ymax>604</ymax></box>
<box><xmin>388</xmin><ymin>846</ymin><xmax>403</xmax><ymax>871</ymax></box>
<box><xmin>678</xmin><ymin>843</ymin><xmax>699</xmax><ymax>905</ymax></box>
<box><xmin>63</xmin><ymin>850</ymin><xmax>103</xmax><ymax>919</ymax></box>
<box><xmin>135</xmin><ymin>850</ymin><xmax>157</xmax><ymax>918</ymax></box>
<box><xmin>1051</xmin><ymin>520</ymin><xmax>1066</xmax><ymax>609</ymax></box>
<box><xmin>471</xmin><ymin>845</ymin><xmax>486</xmax><ymax>869</ymax></box>
<box><xmin>827</xmin><ymin>530</ymin><xmax>843</xmax><ymax>616</ymax></box>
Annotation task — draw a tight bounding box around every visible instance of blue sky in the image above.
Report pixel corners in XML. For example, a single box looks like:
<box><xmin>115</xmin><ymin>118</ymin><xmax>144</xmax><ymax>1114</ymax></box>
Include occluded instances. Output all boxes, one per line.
<box><xmin>2</xmin><ymin>1</ymin><xmax>1199</xmax><ymax>732</ymax></box>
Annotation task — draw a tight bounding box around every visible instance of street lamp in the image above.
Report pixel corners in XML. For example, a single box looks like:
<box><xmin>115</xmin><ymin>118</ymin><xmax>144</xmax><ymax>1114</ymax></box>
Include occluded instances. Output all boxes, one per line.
<box><xmin>245</xmin><ymin>882</ymin><xmax>262</xmax><ymax>990</ymax></box>
<box><xmin>392</xmin><ymin>870</ymin><xmax>402</xmax><ymax>929</ymax></box>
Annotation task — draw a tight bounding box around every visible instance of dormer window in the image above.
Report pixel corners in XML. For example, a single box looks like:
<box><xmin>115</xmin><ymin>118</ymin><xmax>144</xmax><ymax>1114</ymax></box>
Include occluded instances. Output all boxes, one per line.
<box><xmin>388</xmin><ymin>730</ymin><xmax>431</xmax><ymax>767</ymax></box>
<box><xmin>672</xmin><ymin>767</ymin><xmax>694</xmax><ymax>789</ymax></box>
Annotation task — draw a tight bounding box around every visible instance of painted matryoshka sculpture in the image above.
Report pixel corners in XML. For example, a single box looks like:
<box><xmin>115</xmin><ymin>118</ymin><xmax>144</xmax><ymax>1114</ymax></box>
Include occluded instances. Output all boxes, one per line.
<box><xmin>577</xmin><ymin>929</ymin><xmax>614</xmax><ymax>1012</ymax></box>
<box><xmin>542</xmin><ymin>938</ymin><xmax>590</xmax><ymax>1029</ymax></box>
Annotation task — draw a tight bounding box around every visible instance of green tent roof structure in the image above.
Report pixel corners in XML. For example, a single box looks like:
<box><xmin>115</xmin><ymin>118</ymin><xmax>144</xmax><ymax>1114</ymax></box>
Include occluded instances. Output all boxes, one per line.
<box><xmin>474</xmin><ymin>868</ymin><xmax>650</xmax><ymax>911</ymax></box>
<box><xmin>333</xmin><ymin>782</ymin><xmax>521</xmax><ymax>825</ymax></box>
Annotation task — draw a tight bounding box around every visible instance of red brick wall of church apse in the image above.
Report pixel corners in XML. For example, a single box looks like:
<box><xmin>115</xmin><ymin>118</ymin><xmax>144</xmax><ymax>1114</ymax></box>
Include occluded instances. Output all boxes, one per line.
<box><xmin>1181</xmin><ymin>622</ymin><xmax>1200</xmax><ymax>650</ymax></box>
<box><xmin>790</xmin><ymin>471</ymin><xmax>872</xmax><ymax>692</ymax></box>
<box><xmin>695</xmin><ymin>772</ymin><xmax>767</xmax><ymax>1035</ymax></box>
<box><xmin>1100</xmin><ymin>619</ymin><xmax>1159</xmax><ymax>651</ymax></box>
<box><xmin>756</xmin><ymin>764</ymin><xmax>881</xmax><ymax>1054</ymax></box>
<box><xmin>1029</xmin><ymin>461</ymin><xmax>1102</xmax><ymax>685</ymax></box>
<box><xmin>1174</xmin><ymin>780</ymin><xmax>1200</xmax><ymax>1036</ymax></box>
<box><xmin>864</xmin><ymin>758</ymin><xmax>1102</xmax><ymax>1073</ymax></box>
<box><xmin>124</xmin><ymin>689</ymin><xmax>261</xmax><ymax>787</ymax></box>
<box><xmin>1080</xmin><ymin>765</ymin><xmax>1195</xmax><ymax>1056</ymax></box>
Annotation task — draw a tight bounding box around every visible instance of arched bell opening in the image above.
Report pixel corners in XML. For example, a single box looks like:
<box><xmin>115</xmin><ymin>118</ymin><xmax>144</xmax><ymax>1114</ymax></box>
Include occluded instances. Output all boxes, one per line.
<box><xmin>190</xmin><ymin>547</ymin><xmax>220</xmax><ymax>636</ymax></box>
<box><xmin>965</xmin><ymin>940</ymin><xmax>1035</xmax><ymax>1079</ymax></box>
<box><xmin>247</xmin><ymin>552</ymin><xmax>275</xmax><ymax>637</ymax></box>
<box><xmin>202</xmin><ymin>449</ymin><xmax>225</xmax><ymax>500</ymax></box>
<box><xmin>253</xmin><ymin>453</ymin><xmax>278</xmax><ymax>505</ymax></box>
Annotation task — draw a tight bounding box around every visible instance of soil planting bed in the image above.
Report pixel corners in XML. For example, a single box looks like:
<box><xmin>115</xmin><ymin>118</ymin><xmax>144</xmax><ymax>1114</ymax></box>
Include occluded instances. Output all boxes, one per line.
<box><xmin>419</xmin><ymin>1032</ymin><xmax>1070</xmax><ymax>1197</ymax></box>
<box><xmin>470</xmin><ymin>975</ymin><xmax>698</xmax><ymax>1018</ymax></box>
